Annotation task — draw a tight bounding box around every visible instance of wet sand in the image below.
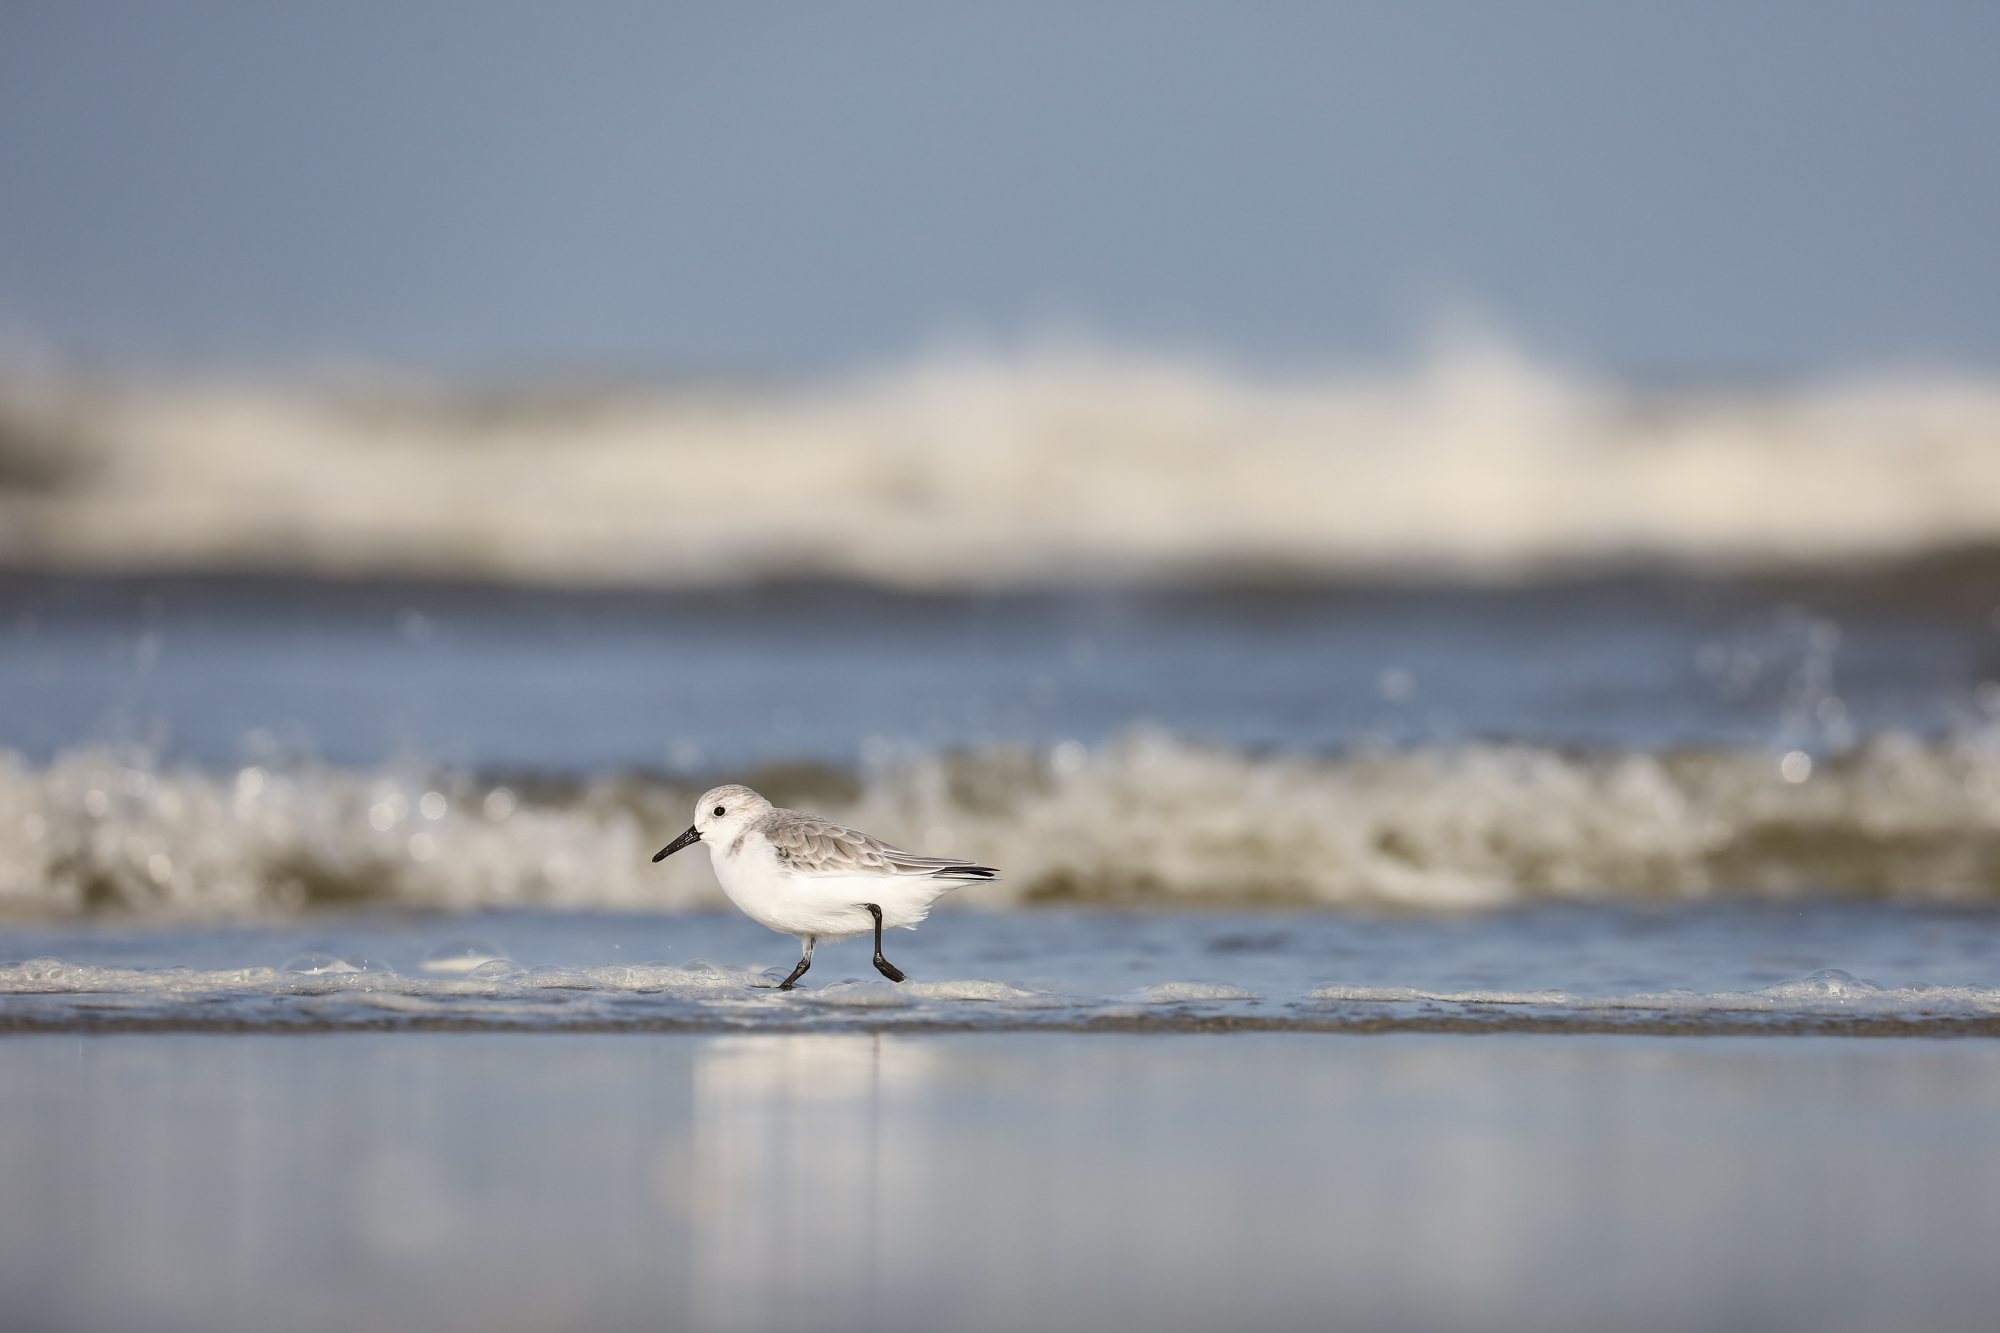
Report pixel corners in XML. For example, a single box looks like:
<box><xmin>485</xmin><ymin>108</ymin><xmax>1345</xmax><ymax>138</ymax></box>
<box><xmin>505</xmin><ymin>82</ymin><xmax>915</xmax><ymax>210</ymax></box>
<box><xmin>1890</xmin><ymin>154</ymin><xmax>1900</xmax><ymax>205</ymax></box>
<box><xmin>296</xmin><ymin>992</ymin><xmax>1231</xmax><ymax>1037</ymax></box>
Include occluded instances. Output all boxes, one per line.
<box><xmin>4</xmin><ymin>1031</ymin><xmax>1997</xmax><ymax>1333</ymax></box>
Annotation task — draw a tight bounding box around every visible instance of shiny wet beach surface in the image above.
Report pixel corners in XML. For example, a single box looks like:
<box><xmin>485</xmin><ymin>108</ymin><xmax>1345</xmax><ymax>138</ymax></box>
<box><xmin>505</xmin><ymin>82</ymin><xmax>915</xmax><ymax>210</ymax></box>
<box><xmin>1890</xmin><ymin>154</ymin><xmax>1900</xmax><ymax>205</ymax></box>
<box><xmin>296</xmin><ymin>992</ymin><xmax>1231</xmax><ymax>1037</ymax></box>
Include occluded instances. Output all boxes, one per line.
<box><xmin>3</xmin><ymin>1031</ymin><xmax>1997</xmax><ymax>1333</ymax></box>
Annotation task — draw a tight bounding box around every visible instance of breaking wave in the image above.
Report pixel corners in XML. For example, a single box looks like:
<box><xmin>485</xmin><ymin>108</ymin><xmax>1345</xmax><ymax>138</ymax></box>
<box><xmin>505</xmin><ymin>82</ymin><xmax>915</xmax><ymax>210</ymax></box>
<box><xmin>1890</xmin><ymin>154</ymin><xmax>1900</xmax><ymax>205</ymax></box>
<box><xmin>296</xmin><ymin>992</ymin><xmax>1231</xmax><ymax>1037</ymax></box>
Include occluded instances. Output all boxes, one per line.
<box><xmin>6</xmin><ymin>723</ymin><xmax>2000</xmax><ymax>919</ymax></box>
<box><xmin>5</xmin><ymin>341</ymin><xmax>2000</xmax><ymax>586</ymax></box>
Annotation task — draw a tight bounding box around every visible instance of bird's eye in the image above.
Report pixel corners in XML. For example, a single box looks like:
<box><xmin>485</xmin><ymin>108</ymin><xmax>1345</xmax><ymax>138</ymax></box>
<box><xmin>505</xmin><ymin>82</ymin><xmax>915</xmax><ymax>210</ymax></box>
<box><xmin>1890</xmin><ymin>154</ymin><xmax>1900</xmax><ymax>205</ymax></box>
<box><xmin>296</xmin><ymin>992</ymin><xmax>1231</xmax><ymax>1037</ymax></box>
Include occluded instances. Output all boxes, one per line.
<box><xmin>713</xmin><ymin>805</ymin><xmax>726</xmax><ymax>817</ymax></box>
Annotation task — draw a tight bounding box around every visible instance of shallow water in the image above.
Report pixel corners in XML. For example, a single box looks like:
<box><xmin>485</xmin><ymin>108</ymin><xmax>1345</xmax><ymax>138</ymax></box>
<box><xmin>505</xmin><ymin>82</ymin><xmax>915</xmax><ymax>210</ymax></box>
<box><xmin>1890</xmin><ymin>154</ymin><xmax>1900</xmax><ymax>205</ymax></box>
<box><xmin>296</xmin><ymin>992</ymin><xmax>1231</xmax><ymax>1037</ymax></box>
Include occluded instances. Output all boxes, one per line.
<box><xmin>5</xmin><ymin>903</ymin><xmax>1998</xmax><ymax>1035</ymax></box>
<box><xmin>3</xmin><ymin>1031</ymin><xmax>1997</xmax><ymax>1333</ymax></box>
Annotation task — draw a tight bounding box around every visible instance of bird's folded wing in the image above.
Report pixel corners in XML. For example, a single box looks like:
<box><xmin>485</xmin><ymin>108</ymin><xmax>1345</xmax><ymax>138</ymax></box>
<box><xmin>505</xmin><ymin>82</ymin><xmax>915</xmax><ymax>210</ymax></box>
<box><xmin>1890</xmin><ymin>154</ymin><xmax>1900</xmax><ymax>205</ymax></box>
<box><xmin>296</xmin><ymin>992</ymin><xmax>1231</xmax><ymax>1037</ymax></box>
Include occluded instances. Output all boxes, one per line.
<box><xmin>761</xmin><ymin>809</ymin><xmax>999</xmax><ymax>881</ymax></box>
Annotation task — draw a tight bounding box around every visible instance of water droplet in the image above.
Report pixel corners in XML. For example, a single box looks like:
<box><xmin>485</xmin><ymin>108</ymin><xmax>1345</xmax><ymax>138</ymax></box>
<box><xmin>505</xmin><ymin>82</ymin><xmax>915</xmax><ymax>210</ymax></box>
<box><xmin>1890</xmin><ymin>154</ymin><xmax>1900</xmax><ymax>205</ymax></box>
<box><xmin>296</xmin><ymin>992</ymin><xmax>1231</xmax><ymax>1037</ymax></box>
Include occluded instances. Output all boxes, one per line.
<box><xmin>1378</xmin><ymin>667</ymin><xmax>1416</xmax><ymax>703</ymax></box>
<box><xmin>396</xmin><ymin>608</ymin><xmax>436</xmax><ymax>643</ymax></box>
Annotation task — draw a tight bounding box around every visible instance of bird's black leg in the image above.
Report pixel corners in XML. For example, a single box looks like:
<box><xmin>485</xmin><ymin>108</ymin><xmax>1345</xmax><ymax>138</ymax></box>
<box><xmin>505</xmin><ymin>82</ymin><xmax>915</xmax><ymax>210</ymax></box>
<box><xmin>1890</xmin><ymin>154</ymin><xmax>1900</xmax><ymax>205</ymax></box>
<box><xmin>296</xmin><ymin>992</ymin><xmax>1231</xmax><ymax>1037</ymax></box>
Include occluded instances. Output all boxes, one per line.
<box><xmin>779</xmin><ymin>937</ymin><xmax>815</xmax><ymax>990</ymax></box>
<box><xmin>864</xmin><ymin>904</ymin><xmax>906</xmax><ymax>982</ymax></box>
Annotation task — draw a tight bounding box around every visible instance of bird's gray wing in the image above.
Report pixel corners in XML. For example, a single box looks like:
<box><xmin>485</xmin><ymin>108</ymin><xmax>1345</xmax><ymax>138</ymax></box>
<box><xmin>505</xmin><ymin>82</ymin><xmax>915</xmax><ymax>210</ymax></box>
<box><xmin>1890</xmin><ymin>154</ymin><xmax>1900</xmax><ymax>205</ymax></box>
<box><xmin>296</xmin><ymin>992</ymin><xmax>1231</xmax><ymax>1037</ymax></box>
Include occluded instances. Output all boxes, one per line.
<box><xmin>760</xmin><ymin>809</ymin><xmax>999</xmax><ymax>881</ymax></box>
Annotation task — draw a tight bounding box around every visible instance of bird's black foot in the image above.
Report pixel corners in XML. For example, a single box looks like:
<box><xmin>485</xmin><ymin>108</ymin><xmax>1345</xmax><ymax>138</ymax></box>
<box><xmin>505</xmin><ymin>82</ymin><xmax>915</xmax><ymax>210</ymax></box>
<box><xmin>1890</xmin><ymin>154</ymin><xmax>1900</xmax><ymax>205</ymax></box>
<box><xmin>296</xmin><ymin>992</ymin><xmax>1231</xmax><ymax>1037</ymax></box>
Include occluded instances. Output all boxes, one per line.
<box><xmin>863</xmin><ymin>904</ymin><xmax>906</xmax><ymax>983</ymax></box>
<box><xmin>778</xmin><ymin>940</ymin><xmax>815</xmax><ymax>990</ymax></box>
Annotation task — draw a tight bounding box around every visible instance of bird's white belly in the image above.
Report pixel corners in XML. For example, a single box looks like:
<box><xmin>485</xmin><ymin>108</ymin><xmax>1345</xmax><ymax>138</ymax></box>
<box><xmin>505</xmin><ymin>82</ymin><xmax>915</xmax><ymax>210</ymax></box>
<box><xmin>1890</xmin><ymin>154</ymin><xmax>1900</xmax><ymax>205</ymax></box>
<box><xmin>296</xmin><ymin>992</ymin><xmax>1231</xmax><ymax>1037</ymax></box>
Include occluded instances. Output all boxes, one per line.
<box><xmin>708</xmin><ymin>842</ymin><xmax>952</xmax><ymax>940</ymax></box>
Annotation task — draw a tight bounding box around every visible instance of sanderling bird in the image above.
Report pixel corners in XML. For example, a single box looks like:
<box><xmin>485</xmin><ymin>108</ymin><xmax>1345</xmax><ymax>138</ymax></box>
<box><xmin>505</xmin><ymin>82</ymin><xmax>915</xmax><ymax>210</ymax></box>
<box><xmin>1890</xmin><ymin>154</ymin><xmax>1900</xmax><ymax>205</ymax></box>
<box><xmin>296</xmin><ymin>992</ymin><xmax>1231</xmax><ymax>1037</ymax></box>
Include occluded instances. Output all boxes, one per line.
<box><xmin>652</xmin><ymin>784</ymin><xmax>998</xmax><ymax>989</ymax></box>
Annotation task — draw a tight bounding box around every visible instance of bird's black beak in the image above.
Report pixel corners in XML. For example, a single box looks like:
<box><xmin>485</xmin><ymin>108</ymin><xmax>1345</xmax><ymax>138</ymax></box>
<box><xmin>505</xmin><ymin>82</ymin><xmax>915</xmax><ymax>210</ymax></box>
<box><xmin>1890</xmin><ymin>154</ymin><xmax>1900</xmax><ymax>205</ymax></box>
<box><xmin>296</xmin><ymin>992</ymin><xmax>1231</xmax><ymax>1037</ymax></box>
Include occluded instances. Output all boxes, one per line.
<box><xmin>652</xmin><ymin>826</ymin><xmax>702</xmax><ymax>862</ymax></box>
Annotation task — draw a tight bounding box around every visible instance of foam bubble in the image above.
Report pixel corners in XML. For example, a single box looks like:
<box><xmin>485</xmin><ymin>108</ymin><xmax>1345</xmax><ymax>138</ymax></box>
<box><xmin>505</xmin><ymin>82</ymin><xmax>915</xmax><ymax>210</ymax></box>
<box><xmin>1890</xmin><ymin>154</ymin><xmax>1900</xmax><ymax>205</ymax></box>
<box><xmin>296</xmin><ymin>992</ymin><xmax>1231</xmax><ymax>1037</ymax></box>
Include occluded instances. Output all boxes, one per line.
<box><xmin>799</xmin><ymin>980</ymin><xmax>915</xmax><ymax>1008</ymax></box>
<box><xmin>1124</xmin><ymin>982</ymin><xmax>1265</xmax><ymax>1003</ymax></box>
<box><xmin>1306</xmin><ymin>985</ymin><xmax>1578</xmax><ymax>1005</ymax></box>
<box><xmin>900</xmin><ymin>979</ymin><xmax>1043</xmax><ymax>1002</ymax></box>
<box><xmin>517</xmin><ymin>965</ymin><xmax>599</xmax><ymax>990</ymax></box>
<box><xmin>282</xmin><ymin>953</ymin><xmax>361</xmax><ymax>975</ymax></box>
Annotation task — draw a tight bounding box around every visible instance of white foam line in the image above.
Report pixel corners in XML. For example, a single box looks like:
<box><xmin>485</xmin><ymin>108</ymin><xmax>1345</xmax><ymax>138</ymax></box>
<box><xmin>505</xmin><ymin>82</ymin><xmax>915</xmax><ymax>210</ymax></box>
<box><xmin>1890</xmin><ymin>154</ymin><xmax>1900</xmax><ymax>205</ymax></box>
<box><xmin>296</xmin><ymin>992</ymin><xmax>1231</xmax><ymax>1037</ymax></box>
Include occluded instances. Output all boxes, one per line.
<box><xmin>1307</xmin><ymin>971</ymin><xmax>2000</xmax><ymax>1017</ymax></box>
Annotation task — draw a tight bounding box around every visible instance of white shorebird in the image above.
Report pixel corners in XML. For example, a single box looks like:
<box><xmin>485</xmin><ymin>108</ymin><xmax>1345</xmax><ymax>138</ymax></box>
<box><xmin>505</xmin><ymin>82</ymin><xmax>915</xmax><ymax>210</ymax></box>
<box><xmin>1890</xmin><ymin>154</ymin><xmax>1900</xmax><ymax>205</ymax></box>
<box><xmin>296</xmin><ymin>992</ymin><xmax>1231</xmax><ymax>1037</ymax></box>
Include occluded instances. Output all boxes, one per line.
<box><xmin>652</xmin><ymin>784</ymin><xmax>998</xmax><ymax>989</ymax></box>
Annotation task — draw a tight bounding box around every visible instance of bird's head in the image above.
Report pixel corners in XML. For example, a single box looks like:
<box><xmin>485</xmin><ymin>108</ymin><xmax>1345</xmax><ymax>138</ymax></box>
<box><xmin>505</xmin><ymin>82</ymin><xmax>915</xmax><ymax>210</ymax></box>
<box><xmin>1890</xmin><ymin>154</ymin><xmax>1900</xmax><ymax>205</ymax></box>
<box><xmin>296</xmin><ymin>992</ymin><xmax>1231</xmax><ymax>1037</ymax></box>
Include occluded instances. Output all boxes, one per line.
<box><xmin>652</xmin><ymin>784</ymin><xmax>772</xmax><ymax>861</ymax></box>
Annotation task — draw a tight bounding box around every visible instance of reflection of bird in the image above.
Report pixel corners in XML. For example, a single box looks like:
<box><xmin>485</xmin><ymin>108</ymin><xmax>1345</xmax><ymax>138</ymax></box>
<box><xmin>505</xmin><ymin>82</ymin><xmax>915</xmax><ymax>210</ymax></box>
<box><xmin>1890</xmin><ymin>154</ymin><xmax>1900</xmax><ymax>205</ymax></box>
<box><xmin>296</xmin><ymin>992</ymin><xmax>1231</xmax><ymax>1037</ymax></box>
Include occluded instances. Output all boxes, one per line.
<box><xmin>653</xmin><ymin>784</ymin><xmax>998</xmax><ymax>989</ymax></box>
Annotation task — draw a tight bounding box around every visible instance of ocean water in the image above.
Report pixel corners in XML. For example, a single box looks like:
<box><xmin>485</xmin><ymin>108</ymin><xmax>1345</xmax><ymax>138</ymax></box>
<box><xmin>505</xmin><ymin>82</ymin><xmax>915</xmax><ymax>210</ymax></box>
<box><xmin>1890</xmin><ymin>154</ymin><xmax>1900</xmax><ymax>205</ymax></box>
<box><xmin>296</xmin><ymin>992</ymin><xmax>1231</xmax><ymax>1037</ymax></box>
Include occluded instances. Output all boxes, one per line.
<box><xmin>6</xmin><ymin>354</ymin><xmax>2000</xmax><ymax>1328</ymax></box>
<box><xmin>2</xmin><ymin>564</ymin><xmax>1998</xmax><ymax>1035</ymax></box>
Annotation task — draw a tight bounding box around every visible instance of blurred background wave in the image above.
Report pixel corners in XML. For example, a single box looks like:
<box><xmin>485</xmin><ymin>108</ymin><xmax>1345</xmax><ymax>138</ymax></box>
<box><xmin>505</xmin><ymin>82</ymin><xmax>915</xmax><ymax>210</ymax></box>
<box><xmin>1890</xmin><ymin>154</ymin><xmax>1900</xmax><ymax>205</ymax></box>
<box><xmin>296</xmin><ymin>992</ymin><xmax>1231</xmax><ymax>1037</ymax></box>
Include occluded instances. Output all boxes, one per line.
<box><xmin>7</xmin><ymin>342</ymin><xmax>2000</xmax><ymax>584</ymax></box>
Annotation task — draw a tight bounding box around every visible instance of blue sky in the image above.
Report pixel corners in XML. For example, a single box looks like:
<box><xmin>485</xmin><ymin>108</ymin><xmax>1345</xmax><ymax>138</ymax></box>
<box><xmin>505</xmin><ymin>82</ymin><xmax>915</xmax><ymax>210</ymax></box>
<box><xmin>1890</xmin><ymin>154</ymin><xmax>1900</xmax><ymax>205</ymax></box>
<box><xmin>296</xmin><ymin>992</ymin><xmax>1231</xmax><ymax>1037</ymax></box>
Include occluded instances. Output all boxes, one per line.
<box><xmin>2</xmin><ymin>1</ymin><xmax>1996</xmax><ymax>376</ymax></box>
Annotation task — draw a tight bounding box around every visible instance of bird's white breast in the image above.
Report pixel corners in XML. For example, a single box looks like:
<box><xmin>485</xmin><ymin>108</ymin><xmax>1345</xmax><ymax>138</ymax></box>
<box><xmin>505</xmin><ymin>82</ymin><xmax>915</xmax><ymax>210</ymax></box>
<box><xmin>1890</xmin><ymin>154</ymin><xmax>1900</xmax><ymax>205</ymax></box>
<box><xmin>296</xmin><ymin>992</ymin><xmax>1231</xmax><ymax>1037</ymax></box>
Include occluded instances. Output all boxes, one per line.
<box><xmin>704</xmin><ymin>830</ymin><xmax>952</xmax><ymax>940</ymax></box>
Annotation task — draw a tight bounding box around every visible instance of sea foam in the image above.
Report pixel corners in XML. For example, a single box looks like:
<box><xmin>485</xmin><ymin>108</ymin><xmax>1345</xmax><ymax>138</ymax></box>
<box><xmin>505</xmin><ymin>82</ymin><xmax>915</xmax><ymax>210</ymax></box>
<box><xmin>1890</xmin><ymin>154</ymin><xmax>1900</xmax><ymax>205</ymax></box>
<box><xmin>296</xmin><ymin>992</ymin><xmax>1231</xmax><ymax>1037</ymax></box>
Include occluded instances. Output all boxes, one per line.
<box><xmin>5</xmin><ymin>723</ymin><xmax>2000</xmax><ymax>918</ymax></box>
<box><xmin>5</xmin><ymin>953</ymin><xmax>1994</xmax><ymax>1033</ymax></box>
